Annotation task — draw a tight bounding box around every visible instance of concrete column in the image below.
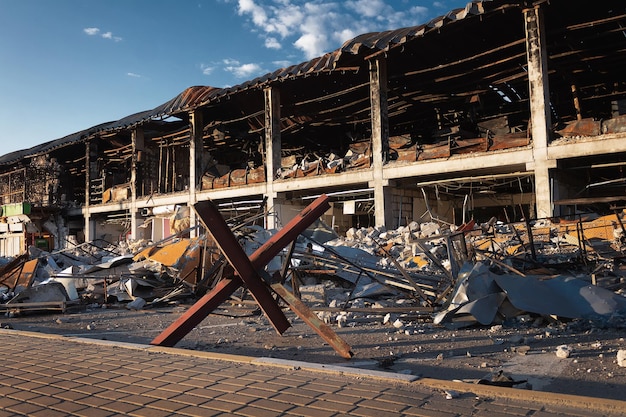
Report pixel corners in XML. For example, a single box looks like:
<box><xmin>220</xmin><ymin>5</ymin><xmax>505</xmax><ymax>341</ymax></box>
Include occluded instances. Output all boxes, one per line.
<box><xmin>83</xmin><ymin>140</ymin><xmax>92</xmax><ymax>242</ymax></box>
<box><xmin>189</xmin><ymin>109</ymin><xmax>204</xmax><ymax>237</ymax></box>
<box><xmin>369</xmin><ymin>57</ymin><xmax>393</xmax><ymax>228</ymax></box>
<box><xmin>524</xmin><ymin>4</ymin><xmax>554</xmax><ymax>219</ymax></box>
<box><xmin>130</xmin><ymin>128</ymin><xmax>144</xmax><ymax>240</ymax></box>
<box><xmin>264</xmin><ymin>87</ymin><xmax>281</xmax><ymax>229</ymax></box>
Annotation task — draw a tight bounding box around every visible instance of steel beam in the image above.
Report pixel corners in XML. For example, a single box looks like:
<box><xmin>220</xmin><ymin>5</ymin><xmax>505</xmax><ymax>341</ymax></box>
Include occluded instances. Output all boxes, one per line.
<box><xmin>151</xmin><ymin>194</ymin><xmax>331</xmax><ymax>347</ymax></box>
<box><xmin>271</xmin><ymin>282</ymin><xmax>353</xmax><ymax>359</ymax></box>
<box><xmin>193</xmin><ymin>199</ymin><xmax>291</xmax><ymax>334</ymax></box>
<box><xmin>151</xmin><ymin>277</ymin><xmax>241</xmax><ymax>347</ymax></box>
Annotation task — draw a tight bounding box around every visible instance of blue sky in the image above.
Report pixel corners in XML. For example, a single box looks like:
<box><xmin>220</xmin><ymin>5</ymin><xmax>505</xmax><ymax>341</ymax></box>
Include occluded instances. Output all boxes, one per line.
<box><xmin>0</xmin><ymin>0</ymin><xmax>468</xmax><ymax>156</ymax></box>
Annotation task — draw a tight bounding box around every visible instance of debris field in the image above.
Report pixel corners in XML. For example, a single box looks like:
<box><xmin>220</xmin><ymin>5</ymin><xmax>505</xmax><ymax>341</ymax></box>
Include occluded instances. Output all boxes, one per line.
<box><xmin>2</xmin><ymin>197</ymin><xmax>626</xmax><ymax>401</ymax></box>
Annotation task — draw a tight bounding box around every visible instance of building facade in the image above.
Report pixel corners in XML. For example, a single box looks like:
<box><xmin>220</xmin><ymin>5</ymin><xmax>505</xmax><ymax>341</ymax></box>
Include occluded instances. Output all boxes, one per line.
<box><xmin>1</xmin><ymin>0</ymin><xmax>625</xmax><ymax>255</ymax></box>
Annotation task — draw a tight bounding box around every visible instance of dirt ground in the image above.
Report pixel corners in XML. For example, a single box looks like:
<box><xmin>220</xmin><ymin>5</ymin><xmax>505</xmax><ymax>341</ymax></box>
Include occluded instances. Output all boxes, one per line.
<box><xmin>2</xmin><ymin>300</ymin><xmax>625</xmax><ymax>402</ymax></box>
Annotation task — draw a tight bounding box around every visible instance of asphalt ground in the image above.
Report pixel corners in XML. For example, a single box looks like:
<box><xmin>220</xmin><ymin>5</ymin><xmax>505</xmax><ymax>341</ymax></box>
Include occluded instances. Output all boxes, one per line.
<box><xmin>0</xmin><ymin>329</ymin><xmax>625</xmax><ymax>417</ymax></box>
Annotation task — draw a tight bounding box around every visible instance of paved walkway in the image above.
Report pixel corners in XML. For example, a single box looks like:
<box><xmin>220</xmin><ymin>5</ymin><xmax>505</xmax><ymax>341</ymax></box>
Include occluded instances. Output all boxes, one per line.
<box><xmin>0</xmin><ymin>329</ymin><xmax>624</xmax><ymax>417</ymax></box>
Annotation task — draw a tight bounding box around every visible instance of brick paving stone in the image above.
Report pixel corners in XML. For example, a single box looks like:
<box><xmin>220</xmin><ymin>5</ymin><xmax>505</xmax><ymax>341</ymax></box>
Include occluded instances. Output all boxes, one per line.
<box><xmin>167</xmin><ymin>393</ymin><xmax>211</xmax><ymax>407</ymax></box>
<box><xmin>183</xmin><ymin>387</ymin><xmax>225</xmax><ymax>399</ymax></box>
<box><xmin>316</xmin><ymin>392</ymin><xmax>361</xmax><ymax>405</ymax></box>
<box><xmin>30</xmin><ymin>384</ymin><xmax>65</xmax><ymax>397</ymax></box>
<box><xmin>73</xmin><ymin>407</ymin><xmax>118</xmax><ymax>417</ymax></box>
<box><xmin>31</xmin><ymin>375</ymin><xmax>67</xmax><ymax>386</ymax></box>
<box><xmin>48</xmin><ymin>401</ymin><xmax>92</xmax><ymax>415</ymax></box>
<box><xmin>357</xmin><ymin>397</ymin><xmax>411</xmax><ymax>413</ymax></box>
<box><xmin>128</xmin><ymin>407</ymin><xmax>173</xmax><ymax>417</ymax></box>
<box><xmin>215</xmin><ymin>392</ymin><xmax>255</xmax><ymax>405</ymax></box>
<box><xmin>0</xmin><ymin>397</ymin><xmax>22</xmax><ymax>409</ymax></box>
<box><xmin>101</xmin><ymin>399</ymin><xmax>145</xmax><ymax>415</ymax></box>
<box><xmin>154</xmin><ymin>374</ymin><xmax>190</xmax><ymax>384</ymax></box>
<box><xmin>280</xmin><ymin>386</ymin><xmax>324</xmax><ymax>399</ymax></box>
<box><xmin>161</xmin><ymin>382</ymin><xmax>206</xmax><ymax>395</ymax></box>
<box><xmin>72</xmin><ymin>383</ymin><xmax>108</xmax><ymax>396</ymax></box>
<box><xmin>28</xmin><ymin>394</ymin><xmax>63</xmax><ymax>408</ymax></box>
<box><xmin>5</xmin><ymin>402</ymin><xmax>45</xmax><ymax>415</ymax></box>
<box><xmin>94</xmin><ymin>389</ymin><xmax>132</xmax><ymax>401</ymax></box>
<box><xmin>176</xmin><ymin>405</ymin><xmax>224</xmax><ymax>417</ymax></box>
<box><xmin>208</xmin><ymin>381</ymin><xmax>247</xmax><ymax>393</ymax></box>
<box><xmin>119</xmin><ymin>394</ymin><xmax>158</xmax><ymax>407</ymax></box>
<box><xmin>247</xmin><ymin>398</ymin><xmax>297</xmax><ymax>413</ymax></box>
<box><xmin>344</xmin><ymin>405</ymin><xmax>406</xmax><ymax>417</ymax></box>
<box><xmin>52</xmin><ymin>389</ymin><xmax>90</xmax><ymax>402</ymax></box>
<box><xmin>134</xmin><ymin>378</ymin><xmax>171</xmax><ymax>389</ymax></box>
<box><xmin>29</xmin><ymin>407</ymin><xmax>70</xmax><ymax>417</ymax></box>
<box><xmin>200</xmin><ymin>399</ymin><xmax>246</xmax><ymax>413</ymax></box>
<box><xmin>284</xmin><ymin>406</ymin><xmax>336</xmax><ymax>417</ymax></box>
<box><xmin>239</xmin><ymin>371</ymin><xmax>279</xmax><ymax>383</ymax></box>
<box><xmin>271</xmin><ymin>392</ymin><xmax>314</xmax><ymax>407</ymax></box>
<box><xmin>138</xmin><ymin>387</ymin><xmax>181</xmax><ymax>400</ymax></box>
<box><xmin>6</xmin><ymin>390</ymin><xmax>42</xmax><ymax>402</ymax></box>
<box><xmin>295</xmin><ymin>382</ymin><xmax>342</xmax><ymax>394</ymax></box>
<box><xmin>306</xmin><ymin>398</ymin><xmax>357</xmax><ymax>413</ymax></box>
<box><xmin>143</xmin><ymin>398</ymin><xmax>192</xmax><ymax>413</ymax></box>
<box><xmin>233</xmin><ymin>405</ymin><xmax>286</xmax><ymax>417</ymax></box>
<box><xmin>115</xmin><ymin>384</ymin><xmax>154</xmax><ymax>396</ymax></box>
<box><xmin>0</xmin><ymin>386</ymin><xmax>19</xmax><ymax>397</ymax></box>
<box><xmin>89</xmin><ymin>379</ymin><xmax>127</xmax><ymax>390</ymax></box>
<box><xmin>75</xmin><ymin>394</ymin><xmax>113</xmax><ymax>408</ymax></box>
<box><xmin>52</xmin><ymin>379</ymin><xmax>87</xmax><ymax>390</ymax></box>
<box><xmin>235</xmin><ymin>386</ymin><xmax>281</xmax><ymax>398</ymax></box>
<box><xmin>108</xmin><ymin>375</ymin><xmax>145</xmax><ymax>385</ymax></box>
<box><xmin>73</xmin><ymin>375</ymin><xmax>108</xmax><ymax>386</ymax></box>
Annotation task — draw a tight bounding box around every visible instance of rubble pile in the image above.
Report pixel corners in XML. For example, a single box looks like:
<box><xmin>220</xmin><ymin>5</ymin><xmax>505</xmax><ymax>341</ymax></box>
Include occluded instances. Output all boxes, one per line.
<box><xmin>1</xmin><ymin>207</ymin><xmax>626</xmax><ymax>341</ymax></box>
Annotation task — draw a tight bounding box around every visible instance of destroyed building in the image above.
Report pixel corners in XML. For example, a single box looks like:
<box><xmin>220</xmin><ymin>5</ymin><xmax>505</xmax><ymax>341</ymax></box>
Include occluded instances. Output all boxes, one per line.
<box><xmin>0</xmin><ymin>0</ymin><xmax>626</xmax><ymax>258</ymax></box>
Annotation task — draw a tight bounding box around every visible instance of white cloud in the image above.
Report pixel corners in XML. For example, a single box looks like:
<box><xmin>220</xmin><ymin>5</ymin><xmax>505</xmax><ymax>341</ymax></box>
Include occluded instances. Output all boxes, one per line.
<box><xmin>84</xmin><ymin>27</ymin><xmax>122</xmax><ymax>41</ymax></box>
<box><xmin>127</xmin><ymin>72</ymin><xmax>141</xmax><ymax>78</ymax></box>
<box><xmin>224</xmin><ymin>61</ymin><xmax>264</xmax><ymax>78</ymax></box>
<box><xmin>201</xmin><ymin>64</ymin><xmax>215</xmax><ymax>75</ymax></box>
<box><xmin>234</xmin><ymin>1</ymin><xmax>432</xmax><ymax>60</ymax></box>
<box><xmin>101</xmin><ymin>32</ymin><xmax>123</xmax><ymax>42</ymax></box>
<box><xmin>265</xmin><ymin>37</ymin><xmax>281</xmax><ymax>49</ymax></box>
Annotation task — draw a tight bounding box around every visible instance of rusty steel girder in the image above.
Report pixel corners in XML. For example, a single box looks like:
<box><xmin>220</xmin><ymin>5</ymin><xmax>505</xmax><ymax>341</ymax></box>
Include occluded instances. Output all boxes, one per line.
<box><xmin>151</xmin><ymin>194</ymin><xmax>353</xmax><ymax>359</ymax></box>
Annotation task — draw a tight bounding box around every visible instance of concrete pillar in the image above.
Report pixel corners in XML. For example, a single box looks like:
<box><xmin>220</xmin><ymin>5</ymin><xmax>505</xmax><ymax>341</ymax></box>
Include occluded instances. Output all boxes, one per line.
<box><xmin>369</xmin><ymin>57</ymin><xmax>393</xmax><ymax>228</ymax></box>
<box><xmin>129</xmin><ymin>128</ymin><xmax>144</xmax><ymax>240</ymax></box>
<box><xmin>264</xmin><ymin>86</ymin><xmax>281</xmax><ymax>229</ymax></box>
<box><xmin>189</xmin><ymin>109</ymin><xmax>204</xmax><ymax>237</ymax></box>
<box><xmin>524</xmin><ymin>4</ymin><xmax>554</xmax><ymax>219</ymax></box>
<box><xmin>83</xmin><ymin>140</ymin><xmax>92</xmax><ymax>242</ymax></box>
